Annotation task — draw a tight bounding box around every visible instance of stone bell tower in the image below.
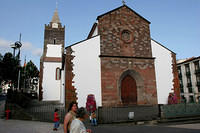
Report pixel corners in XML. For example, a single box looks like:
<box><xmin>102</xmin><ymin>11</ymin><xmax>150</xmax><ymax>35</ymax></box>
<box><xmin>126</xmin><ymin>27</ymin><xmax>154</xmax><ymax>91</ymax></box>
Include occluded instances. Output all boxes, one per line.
<box><xmin>39</xmin><ymin>8</ymin><xmax>65</xmax><ymax>102</ymax></box>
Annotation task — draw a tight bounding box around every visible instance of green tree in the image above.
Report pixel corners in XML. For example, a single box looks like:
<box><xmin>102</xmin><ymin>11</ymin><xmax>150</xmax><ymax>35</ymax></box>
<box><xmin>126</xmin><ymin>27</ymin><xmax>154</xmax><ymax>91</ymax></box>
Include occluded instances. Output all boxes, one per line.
<box><xmin>20</xmin><ymin>60</ymin><xmax>39</xmax><ymax>89</ymax></box>
<box><xmin>1</xmin><ymin>52</ymin><xmax>20</xmax><ymax>87</ymax></box>
<box><xmin>24</xmin><ymin>60</ymin><xmax>39</xmax><ymax>78</ymax></box>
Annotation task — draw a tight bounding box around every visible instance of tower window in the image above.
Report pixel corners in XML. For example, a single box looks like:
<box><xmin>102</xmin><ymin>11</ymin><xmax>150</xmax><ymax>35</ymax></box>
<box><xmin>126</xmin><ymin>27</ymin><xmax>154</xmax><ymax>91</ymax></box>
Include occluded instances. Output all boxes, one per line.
<box><xmin>53</xmin><ymin>39</ymin><xmax>56</xmax><ymax>44</ymax></box>
<box><xmin>56</xmin><ymin>67</ymin><xmax>61</xmax><ymax>80</ymax></box>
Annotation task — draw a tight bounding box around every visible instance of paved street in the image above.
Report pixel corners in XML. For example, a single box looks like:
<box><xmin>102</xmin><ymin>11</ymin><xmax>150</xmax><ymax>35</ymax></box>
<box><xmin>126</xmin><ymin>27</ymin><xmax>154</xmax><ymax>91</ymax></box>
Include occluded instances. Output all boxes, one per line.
<box><xmin>0</xmin><ymin>119</ymin><xmax>200</xmax><ymax>133</ymax></box>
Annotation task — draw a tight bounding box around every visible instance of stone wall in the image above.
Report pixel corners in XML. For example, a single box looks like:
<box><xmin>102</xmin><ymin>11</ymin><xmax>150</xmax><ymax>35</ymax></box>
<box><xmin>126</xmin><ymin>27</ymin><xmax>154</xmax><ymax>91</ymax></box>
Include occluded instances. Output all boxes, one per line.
<box><xmin>98</xmin><ymin>5</ymin><xmax>157</xmax><ymax>107</ymax></box>
<box><xmin>98</xmin><ymin>105</ymin><xmax>158</xmax><ymax>123</ymax></box>
<box><xmin>65</xmin><ymin>47</ymin><xmax>77</xmax><ymax>109</ymax></box>
<box><xmin>100</xmin><ymin>56</ymin><xmax>157</xmax><ymax>106</ymax></box>
<box><xmin>171</xmin><ymin>53</ymin><xmax>181</xmax><ymax>102</ymax></box>
<box><xmin>98</xmin><ymin>5</ymin><xmax>152</xmax><ymax>57</ymax></box>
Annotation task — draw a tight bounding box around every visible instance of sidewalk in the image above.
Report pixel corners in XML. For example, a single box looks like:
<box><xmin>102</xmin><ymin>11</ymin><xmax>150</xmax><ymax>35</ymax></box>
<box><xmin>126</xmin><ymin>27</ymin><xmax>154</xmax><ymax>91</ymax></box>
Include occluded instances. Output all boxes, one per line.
<box><xmin>0</xmin><ymin>119</ymin><xmax>64</xmax><ymax>133</ymax></box>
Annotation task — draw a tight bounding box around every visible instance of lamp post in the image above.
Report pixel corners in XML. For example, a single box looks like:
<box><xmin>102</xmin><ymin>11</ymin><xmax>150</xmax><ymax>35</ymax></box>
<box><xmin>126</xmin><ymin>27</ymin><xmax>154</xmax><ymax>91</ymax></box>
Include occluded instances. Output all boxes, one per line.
<box><xmin>11</xmin><ymin>34</ymin><xmax>22</xmax><ymax>90</ymax></box>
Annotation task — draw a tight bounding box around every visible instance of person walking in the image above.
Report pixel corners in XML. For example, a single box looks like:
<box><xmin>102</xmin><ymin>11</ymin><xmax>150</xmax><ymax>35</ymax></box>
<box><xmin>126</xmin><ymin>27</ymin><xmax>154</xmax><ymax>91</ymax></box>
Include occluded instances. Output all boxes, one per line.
<box><xmin>53</xmin><ymin>108</ymin><xmax>60</xmax><ymax>131</ymax></box>
<box><xmin>70</xmin><ymin>107</ymin><xmax>92</xmax><ymax>133</ymax></box>
<box><xmin>64</xmin><ymin>101</ymin><xmax>78</xmax><ymax>133</ymax></box>
<box><xmin>91</xmin><ymin>111</ymin><xmax>97</xmax><ymax>126</ymax></box>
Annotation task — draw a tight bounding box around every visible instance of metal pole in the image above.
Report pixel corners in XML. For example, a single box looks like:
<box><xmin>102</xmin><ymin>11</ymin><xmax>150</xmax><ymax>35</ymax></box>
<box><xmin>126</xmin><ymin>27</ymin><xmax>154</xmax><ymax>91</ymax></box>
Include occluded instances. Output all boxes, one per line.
<box><xmin>17</xmin><ymin>70</ymin><xmax>20</xmax><ymax>90</ymax></box>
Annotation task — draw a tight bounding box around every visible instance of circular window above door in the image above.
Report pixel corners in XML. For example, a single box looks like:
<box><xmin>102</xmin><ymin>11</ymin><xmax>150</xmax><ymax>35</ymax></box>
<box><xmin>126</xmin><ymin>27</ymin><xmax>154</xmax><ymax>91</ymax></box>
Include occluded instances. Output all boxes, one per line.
<box><xmin>121</xmin><ymin>30</ymin><xmax>133</xmax><ymax>43</ymax></box>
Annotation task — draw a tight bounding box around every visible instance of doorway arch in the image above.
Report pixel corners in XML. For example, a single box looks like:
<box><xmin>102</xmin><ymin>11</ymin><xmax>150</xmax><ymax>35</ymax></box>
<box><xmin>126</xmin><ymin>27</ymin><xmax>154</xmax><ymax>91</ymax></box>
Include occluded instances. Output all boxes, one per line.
<box><xmin>121</xmin><ymin>74</ymin><xmax>137</xmax><ymax>104</ymax></box>
<box><xmin>118</xmin><ymin>69</ymin><xmax>144</xmax><ymax>105</ymax></box>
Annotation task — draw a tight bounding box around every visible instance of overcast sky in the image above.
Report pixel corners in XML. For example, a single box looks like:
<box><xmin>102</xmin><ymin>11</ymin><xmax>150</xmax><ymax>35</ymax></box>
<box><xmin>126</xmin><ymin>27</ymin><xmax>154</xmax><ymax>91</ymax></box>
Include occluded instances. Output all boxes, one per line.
<box><xmin>0</xmin><ymin>0</ymin><xmax>199</xmax><ymax>68</ymax></box>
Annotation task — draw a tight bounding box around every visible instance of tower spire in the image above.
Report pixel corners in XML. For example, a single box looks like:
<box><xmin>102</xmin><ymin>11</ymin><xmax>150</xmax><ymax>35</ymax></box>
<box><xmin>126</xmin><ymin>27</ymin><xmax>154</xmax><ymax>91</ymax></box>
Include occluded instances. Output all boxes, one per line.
<box><xmin>51</xmin><ymin>1</ymin><xmax>60</xmax><ymax>24</ymax></box>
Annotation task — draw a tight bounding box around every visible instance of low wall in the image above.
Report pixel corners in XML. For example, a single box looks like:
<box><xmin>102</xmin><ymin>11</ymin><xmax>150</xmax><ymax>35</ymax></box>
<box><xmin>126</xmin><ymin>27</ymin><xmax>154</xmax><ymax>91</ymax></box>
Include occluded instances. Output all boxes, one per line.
<box><xmin>160</xmin><ymin>103</ymin><xmax>200</xmax><ymax>119</ymax></box>
<box><xmin>26</xmin><ymin>104</ymin><xmax>66</xmax><ymax>122</ymax></box>
<box><xmin>6</xmin><ymin>102</ymin><xmax>66</xmax><ymax>123</ymax></box>
<box><xmin>97</xmin><ymin>105</ymin><xmax>159</xmax><ymax>124</ymax></box>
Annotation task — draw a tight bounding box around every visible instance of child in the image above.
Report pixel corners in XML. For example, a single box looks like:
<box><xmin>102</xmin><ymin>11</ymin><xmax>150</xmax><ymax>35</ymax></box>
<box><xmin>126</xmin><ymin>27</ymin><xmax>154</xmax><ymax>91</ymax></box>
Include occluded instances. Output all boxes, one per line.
<box><xmin>53</xmin><ymin>108</ymin><xmax>60</xmax><ymax>131</ymax></box>
<box><xmin>91</xmin><ymin>111</ymin><xmax>97</xmax><ymax>126</ymax></box>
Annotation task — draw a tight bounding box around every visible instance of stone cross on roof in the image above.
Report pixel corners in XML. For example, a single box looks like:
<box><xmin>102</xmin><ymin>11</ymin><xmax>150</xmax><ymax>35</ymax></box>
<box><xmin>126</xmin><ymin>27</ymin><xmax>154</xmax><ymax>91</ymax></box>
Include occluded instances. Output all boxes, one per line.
<box><xmin>122</xmin><ymin>0</ymin><xmax>126</xmax><ymax>5</ymax></box>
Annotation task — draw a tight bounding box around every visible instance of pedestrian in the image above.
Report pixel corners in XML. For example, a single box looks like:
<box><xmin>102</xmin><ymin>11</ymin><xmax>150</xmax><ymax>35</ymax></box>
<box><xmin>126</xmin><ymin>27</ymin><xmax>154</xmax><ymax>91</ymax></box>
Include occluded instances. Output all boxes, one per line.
<box><xmin>53</xmin><ymin>108</ymin><xmax>60</xmax><ymax>131</ymax></box>
<box><xmin>70</xmin><ymin>107</ymin><xmax>92</xmax><ymax>133</ymax></box>
<box><xmin>64</xmin><ymin>101</ymin><xmax>78</xmax><ymax>133</ymax></box>
<box><xmin>91</xmin><ymin>111</ymin><xmax>97</xmax><ymax>126</ymax></box>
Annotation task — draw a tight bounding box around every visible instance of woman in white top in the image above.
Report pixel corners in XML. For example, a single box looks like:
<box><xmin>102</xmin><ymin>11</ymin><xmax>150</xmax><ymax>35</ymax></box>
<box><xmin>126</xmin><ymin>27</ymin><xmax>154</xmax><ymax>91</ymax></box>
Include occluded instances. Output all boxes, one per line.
<box><xmin>70</xmin><ymin>107</ymin><xmax>92</xmax><ymax>133</ymax></box>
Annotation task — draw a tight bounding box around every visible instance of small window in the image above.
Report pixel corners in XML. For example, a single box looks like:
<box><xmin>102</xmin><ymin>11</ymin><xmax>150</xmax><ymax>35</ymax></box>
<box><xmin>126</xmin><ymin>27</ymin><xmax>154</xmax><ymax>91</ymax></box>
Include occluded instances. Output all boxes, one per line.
<box><xmin>55</xmin><ymin>67</ymin><xmax>61</xmax><ymax>80</ymax></box>
<box><xmin>194</xmin><ymin>61</ymin><xmax>200</xmax><ymax>70</ymax></box>
<box><xmin>187</xmin><ymin>77</ymin><xmax>191</xmax><ymax>84</ymax></box>
<box><xmin>178</xmin><ymin>66</ymin><xmax>182</xmax><ymax>75</ymax></box>
<box><xmin>189</xmin><ymin>96</ymin><xmax>194</xmax><ymax>103</ymax></box>
<box><xmin>185</xmin><ymin>64</ymin><xmax>190</xmax><ymax>73</ymax></box>
<box><xmin>197</xmin><ymin>76</ymin><xmax>200</xmax><ymax>82</ymax></box>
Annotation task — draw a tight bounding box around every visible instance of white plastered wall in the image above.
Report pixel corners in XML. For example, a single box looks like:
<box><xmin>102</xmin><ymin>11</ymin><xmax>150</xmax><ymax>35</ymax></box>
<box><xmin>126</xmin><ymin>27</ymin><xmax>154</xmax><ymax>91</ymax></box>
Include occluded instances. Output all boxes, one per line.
<box><xmin>71</xmin><ymin>36</ymin><xmax>102</xmax><ymax>107</ymax></box>
<box><xmin>151</xmin><ymin>40</ymin><xmax>174</xmax><ymax>104</ymax></box>
<box><xmin>42</xmin><ymin>62</ymin><xmax>62</xmax><ymax>101</ymax></box>
<box><xmin>46</xmin><ymin>44</ymin><xmax>62</xmax><ymax>57</ymax></box>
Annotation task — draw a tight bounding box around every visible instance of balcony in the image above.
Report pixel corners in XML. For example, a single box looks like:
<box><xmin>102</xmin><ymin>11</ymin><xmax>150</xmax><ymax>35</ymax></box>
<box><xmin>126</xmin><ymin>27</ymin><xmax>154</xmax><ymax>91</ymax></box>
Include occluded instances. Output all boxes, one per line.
<box><xmin>187</xmin><ymin>83</ymin><xmax>192</xmax><ymax>87</ymax></box>
<box><xmin>186</xmin><ymin>71</ymin><xmax>191</xmax><ymax>76</ymax></box>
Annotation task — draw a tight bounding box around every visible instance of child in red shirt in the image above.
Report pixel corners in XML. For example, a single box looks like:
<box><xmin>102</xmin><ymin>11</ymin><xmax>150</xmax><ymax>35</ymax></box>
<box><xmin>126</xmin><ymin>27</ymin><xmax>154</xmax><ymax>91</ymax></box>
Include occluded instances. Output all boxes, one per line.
<box><xmin>53</xmin><ymin>108</ymin><xmax>60</xmax><ymax>131</ymax></box>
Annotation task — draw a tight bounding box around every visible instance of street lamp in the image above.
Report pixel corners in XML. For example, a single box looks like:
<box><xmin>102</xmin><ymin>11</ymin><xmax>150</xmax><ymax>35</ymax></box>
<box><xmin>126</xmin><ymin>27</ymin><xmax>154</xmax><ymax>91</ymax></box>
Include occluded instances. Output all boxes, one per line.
<box><xmin>10</xmin><ymin>34</ymin><xmax>22</xmax><ymax>90</ymax></box>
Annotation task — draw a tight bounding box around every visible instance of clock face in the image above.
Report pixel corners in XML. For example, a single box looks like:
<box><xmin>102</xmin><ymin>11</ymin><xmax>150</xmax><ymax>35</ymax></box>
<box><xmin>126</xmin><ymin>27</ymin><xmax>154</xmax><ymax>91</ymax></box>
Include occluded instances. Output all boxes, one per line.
<box><xmin>52</xmin><ymin>23</ymin><xmax>58</xmax><ymax>28</ymax></box>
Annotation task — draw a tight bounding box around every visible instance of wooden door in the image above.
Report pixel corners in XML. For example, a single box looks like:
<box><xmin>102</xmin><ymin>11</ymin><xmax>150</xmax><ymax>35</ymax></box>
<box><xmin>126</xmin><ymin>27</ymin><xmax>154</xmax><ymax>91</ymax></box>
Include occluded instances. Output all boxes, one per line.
<box><xmin>121</xmin><ymin>75</ymin><xmax>137</xmax><ymax>105</ymax></box>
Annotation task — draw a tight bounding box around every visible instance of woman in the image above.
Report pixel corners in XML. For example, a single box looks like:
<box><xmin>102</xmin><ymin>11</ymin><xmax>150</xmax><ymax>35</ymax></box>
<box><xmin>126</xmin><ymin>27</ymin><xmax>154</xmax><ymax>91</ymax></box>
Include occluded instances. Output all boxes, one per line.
<box><xmin>64</xmin><ymin>101</ymin><xmax>78</xmax><ymax>133</ymax></box>
<box><xmin>70</xmin><ymin>107</ymin><xmax>92</xmax><ymax>133</ymax></box>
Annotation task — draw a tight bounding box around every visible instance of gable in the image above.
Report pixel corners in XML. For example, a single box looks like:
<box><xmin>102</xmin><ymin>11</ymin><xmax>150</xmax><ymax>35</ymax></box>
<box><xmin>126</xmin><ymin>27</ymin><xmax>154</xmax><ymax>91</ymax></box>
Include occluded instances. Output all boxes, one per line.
<box><xmin>97</xmin><ymin>5</ymin><xmax>152</xmax><ymax>58</ymax></box>
<box><xmin>97</xmin><ymin>5</ymin><xmax>150</xmax><ymax>24</ymax></box>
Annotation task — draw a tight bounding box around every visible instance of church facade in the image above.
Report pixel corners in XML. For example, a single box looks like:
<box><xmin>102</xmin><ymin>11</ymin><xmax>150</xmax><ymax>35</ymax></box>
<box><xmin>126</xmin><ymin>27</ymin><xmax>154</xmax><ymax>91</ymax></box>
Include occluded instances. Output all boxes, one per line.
<box><xmin>64</xmin><ymin>5</ymin><xmax>180</xmax><ymax>107</ymax></box>
<box><xmin>39</xmin><ymin>5</ymin><xmax>180</xmax><ymax>107</ymax></box>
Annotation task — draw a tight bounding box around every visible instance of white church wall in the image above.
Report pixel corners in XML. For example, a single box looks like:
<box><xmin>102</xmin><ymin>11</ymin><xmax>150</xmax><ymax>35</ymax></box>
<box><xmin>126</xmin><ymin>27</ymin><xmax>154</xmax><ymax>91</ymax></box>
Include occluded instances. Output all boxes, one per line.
<box><xmin>71</xmin><ymin>35</ymin><xmax>102</xmax><ymax>107</ymax></box>
<box><xmin>46</xmin><ymin>44</ymin><xmax>62</xmax><ymax>57</ymax></box>
<box><xmin>42</xmin><ymin>62</ymin><xmax>62</xmax><ymax>101</ymax></box>
<box><xmin>91</xmin><ymin>26</ymin><xmax>98</xmax><ymax>37</ymax></box>
<box><xmin>151</xmin><ymin>39</ymin><xmax>174</xmax><ymax>104</ymax></box>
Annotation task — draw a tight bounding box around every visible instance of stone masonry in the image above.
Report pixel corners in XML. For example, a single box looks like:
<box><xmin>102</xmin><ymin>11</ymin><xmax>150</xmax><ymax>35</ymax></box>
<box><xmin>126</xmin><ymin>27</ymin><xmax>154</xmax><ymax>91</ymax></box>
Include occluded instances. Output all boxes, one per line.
<box><xmin>98</xmin><ymin>5</ymin><xmax>158</xmax><ymax>106</ymax></box>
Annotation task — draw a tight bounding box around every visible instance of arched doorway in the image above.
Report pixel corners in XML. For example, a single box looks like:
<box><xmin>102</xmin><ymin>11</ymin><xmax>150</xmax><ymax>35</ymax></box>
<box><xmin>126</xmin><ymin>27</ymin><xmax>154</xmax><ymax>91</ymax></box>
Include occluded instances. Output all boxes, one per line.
<box><xmin>121</xmin><ymin>74</ymin><xmax>137</xmax><ymax>105</ymax></box>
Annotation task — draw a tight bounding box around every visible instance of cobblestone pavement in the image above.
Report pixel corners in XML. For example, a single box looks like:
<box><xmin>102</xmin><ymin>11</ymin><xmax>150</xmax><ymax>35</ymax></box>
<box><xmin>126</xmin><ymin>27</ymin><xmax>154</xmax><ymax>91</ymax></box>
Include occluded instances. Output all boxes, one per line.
<box><xmin>0</xmin><ymin>119</ymin><xmax>200</xmax><ymax>133</ymax></box>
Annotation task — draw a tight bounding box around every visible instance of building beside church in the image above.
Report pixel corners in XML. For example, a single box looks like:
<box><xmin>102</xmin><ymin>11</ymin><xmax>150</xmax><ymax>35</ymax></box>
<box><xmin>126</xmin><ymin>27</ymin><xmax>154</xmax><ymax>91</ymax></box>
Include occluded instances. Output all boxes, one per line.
<box><xmin>63</xmin><ymin>5</ymin><xmax>180</xmax><ymax>107</ymax></box>
<box><xmin>177</xmin><ymin>56</ymin><xmax>200</xmax><ymax>103</ymax></box>
<box><xmin>39</xmin><ymin>4</ymin><xmax>180</xmax><ymax>107</ymax></box>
